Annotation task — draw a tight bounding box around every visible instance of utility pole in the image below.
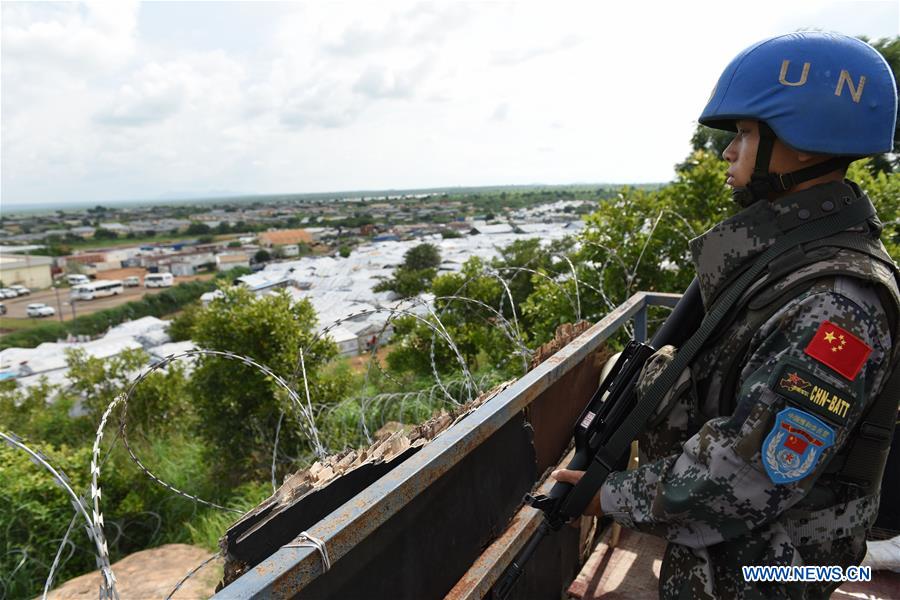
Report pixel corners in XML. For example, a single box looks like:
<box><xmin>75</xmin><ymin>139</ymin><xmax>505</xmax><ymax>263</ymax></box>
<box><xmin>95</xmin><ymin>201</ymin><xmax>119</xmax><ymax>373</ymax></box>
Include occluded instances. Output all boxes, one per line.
<box><xmin>54</xmin><ymin>281</ymin><xmax>63</xmax><ymax>322</ymax></box>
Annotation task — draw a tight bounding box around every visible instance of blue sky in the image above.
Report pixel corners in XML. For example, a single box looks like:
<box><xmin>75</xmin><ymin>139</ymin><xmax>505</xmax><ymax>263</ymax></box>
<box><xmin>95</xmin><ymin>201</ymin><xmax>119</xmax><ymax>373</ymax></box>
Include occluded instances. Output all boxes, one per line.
<box><xmin>2</xmin><ymin>1</ymin><xmax>898</xmax><ymax>207</ymax></box>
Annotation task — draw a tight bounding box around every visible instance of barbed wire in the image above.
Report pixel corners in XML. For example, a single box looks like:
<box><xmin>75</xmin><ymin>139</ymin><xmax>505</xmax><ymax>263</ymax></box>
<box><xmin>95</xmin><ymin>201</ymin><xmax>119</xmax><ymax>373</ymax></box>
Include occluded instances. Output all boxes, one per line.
<box><xmin>6</xmin><ymin>212</ymin><xmax>700</xmax><ymax>598</ymax></box>
<box><xmin>164</xmin><ymin>552</ymin><xmax>222</xmax><ymax>600</ymax></box>
<box><xmin>42</xmin><ymin>514</ymin><xmax>78</xmax><ymax>600</ymax></box>
<box><xmin>1</xmin><ymin>431</ymin><xmax>119</xmax><ymax>599</ymax></box>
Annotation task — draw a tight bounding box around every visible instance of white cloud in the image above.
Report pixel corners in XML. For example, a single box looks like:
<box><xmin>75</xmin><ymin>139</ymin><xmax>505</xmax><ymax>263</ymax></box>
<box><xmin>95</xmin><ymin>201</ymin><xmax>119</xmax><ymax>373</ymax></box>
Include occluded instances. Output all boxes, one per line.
<box><xmin>492</xmin><ymin>103</ymin><xmax>510</xmax><ymax>122</ymax></box>
<box><xmin>2</xmin><ymin>0</ymin><xmax>898</xmax><ymax>206</ymax></box>
<box><xmin>93</xmin><ymin>51</ymin><xmax>246</xmax><ymax>127</ymax></box>
<box><xmin>2</xmin><ymin>2</ymin><xmax>138</xmax><ymax>74</ymax></box>
<box><xmin>95</xmin><ymin>63</ymin><xmax>188</xmax><ymax>126</ymax></box>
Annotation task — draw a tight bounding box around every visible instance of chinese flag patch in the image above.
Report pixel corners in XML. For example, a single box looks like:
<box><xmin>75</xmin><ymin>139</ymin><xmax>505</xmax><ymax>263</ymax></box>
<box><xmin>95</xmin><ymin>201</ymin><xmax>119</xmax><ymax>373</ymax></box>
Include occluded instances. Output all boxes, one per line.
<box><xmin>804</xmin><ymin>320</ymin><xmax>872</xmax><ymax>381</ymax></box>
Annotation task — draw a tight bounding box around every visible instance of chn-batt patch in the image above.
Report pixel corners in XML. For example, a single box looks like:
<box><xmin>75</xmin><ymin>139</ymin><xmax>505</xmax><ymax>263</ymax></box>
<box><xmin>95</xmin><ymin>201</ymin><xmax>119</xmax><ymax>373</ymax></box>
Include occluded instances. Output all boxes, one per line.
<box><xmin>772</xmin><ymin>363</ymin><xmax>853</xmax><ymax>426</ymax></box>
<box><xmin>804</xmin><ymin>320</ymin><xmax>871</xmax><ymax>381</ymax></box>
<box><xmin>763</xmin><ymin>407</ymin><xmax>835</xmax><ymax>485</ymax></box>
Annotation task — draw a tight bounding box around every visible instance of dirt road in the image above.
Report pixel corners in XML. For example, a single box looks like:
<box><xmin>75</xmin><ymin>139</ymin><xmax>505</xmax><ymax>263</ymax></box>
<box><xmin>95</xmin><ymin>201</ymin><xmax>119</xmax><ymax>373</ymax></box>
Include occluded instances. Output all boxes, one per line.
<box><xmin>0</xmin><ymin>269</ymin><xmax>212</xmax><ymax>322</ymax></box>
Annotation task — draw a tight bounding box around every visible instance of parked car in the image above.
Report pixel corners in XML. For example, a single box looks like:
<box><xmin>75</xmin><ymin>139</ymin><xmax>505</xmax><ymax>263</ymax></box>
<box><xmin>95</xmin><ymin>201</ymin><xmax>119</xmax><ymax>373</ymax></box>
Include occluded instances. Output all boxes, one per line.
<box><xmin>0</xmin><ymin>288</ymin><xmax>17</xmax><ymax>299</ymax></box>
<box><xmin>123</xmin><ymin>276</ymin><xmax>141</xmax><ymax>287</ymax></box>
<box><xmin>0</xmin><ymin>303</ymin><xmax>6</xmax><ymax>315</ymax></box>
<box><xmin>26</xmin><ymin>303</ymin><xmax>55</xmax><ymax>318</ymax></box>
<box><xmin>10</xmin><ymin>285</ymin><xmax>31</xmax><ymax>296</ymax></box>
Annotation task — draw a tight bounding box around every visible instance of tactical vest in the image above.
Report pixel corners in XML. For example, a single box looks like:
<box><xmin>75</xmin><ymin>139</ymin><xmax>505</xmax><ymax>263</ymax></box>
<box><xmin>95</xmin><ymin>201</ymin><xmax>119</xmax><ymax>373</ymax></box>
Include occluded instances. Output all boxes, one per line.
<box><xmin>691</xmin><ymin>198</ymin><xmax>900</xmax><ymax>522</ymax></box>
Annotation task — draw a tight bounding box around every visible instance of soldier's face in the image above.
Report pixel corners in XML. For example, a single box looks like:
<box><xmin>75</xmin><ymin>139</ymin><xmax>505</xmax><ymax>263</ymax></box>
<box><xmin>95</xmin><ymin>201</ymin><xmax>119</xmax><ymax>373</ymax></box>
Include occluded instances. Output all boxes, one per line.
<box><xmin>722</xmin><ymin>120</ymin><xmax>813</xmax><ymax>192</ymax></box>
<box><xmin>722</xmin><ymin>120</ymin><xmax>759</xmax><ymax>189</ymax></box>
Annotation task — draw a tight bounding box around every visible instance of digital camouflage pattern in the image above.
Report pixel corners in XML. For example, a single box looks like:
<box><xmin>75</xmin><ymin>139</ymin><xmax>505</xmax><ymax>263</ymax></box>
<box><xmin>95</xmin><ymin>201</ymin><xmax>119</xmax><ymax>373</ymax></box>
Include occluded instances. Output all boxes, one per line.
<box><xmin>599</xmin><ymin>181</ymin><xmax>899</xmax><ymax>599</ymax></box>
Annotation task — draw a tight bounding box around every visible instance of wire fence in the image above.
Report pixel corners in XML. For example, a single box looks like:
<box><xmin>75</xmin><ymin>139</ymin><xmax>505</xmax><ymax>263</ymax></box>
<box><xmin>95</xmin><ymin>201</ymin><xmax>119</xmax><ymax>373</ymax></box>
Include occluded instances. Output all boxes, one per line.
<box><xmin>2</xmin><ymin>226</ymin><xmax>689</xmax><ymax>599</ymax></box>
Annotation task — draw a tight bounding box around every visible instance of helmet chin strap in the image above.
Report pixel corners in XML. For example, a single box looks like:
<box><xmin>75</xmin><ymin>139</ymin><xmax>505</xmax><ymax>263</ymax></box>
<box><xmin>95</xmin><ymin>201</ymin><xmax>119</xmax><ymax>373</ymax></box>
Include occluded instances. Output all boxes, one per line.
<box><xmin>731</xmin><ymin>123</ymin><xmax>852</xmax><ymax>208</ymax></box>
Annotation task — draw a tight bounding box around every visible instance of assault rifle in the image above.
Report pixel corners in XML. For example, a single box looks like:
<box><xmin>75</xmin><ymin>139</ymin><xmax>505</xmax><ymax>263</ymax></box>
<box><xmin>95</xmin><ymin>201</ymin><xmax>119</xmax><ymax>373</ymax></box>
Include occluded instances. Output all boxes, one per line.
<box><xmin>494</xmin><ymin>278</ymin><xmax>704</xmax><ymax>599</ymax></box>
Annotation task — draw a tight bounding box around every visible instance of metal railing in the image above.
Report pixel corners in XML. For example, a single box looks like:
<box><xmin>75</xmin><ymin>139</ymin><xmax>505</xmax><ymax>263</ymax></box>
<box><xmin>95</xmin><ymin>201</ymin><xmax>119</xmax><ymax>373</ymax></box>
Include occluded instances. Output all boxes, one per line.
<box><xmin>214</xmin><ymin>291</ymin><xmax>682</xmax><ymax>599</ymax></box>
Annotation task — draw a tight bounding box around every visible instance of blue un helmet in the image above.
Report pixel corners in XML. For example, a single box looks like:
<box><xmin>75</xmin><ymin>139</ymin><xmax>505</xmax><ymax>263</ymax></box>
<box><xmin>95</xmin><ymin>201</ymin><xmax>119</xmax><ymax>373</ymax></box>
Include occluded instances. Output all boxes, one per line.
<box><xmin>699</xmin><ymin>31</ymin><xmax>898</xmax><ymax>205</ymax></box>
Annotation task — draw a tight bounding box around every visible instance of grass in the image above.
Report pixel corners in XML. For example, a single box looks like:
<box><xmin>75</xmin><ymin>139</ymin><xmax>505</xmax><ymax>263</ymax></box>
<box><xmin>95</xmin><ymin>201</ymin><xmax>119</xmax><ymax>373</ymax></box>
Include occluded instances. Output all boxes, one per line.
<box><xmin>63</xmin><ymin>232</ymin><xmax>205</xmax><ymax>250</ymax></box>
<box><xmin>52</xmin><ymin>231</ymin><xmax>247</xmax><ymax>252</ymax></box>
<box><xmin>0</xmin><ymin>316</ymin><xmax>59</xmax><ymax>333</ymax></box>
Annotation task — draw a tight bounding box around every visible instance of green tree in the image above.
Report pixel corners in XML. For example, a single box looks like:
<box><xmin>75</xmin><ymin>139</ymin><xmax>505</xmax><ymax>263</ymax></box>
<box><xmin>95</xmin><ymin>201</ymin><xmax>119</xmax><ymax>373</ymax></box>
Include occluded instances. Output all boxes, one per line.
<box><xmin>187</xmin><ymin>222</ymin><xmax>212</xmax><ymax>235</ymax></box>
<box><xmin>93</xmin><ymin>227</ymin><xmax>119</xmax><ymax>240</ymax></box>
<box><xmin>254</xmin><ymin>249</ymin><xmax>272</xmax><ymax>263</ymax></box>
<box><xmin>848</xmin><ymin>158</ymin><xmax>900</xmax><ymax>258</ymax></box>
<box><xmin>403</xmin><ymin>243</ymin><xmax>441</xmax><ymax>270</ymax></box>
<box><xmin>523</xmin><ymin>150</ymin><xmax>732</xmax><ymax>344</ymax></box>
<box><xmin>339</xmin><ymin>245</ymin><xmax>352</xmax><ymax>258</ymax></box>
<box><xmin>373</xmin><ymin>243</ymin><xmax>442</xmax><ymax>298</ymax></box>
<box><xmin>189</xmin><ymin>286</ymin><xmax>339</xmax><ymax>480</ymax></box>
<box><xmin>65</xmin><ymin>348</ymin><xmax>150</xmax><ymax>423</ymax></box>
<box><xmin>168</xmin><ymin>303</ymin><xmax>200</xmax><ymax>341</ymax></box>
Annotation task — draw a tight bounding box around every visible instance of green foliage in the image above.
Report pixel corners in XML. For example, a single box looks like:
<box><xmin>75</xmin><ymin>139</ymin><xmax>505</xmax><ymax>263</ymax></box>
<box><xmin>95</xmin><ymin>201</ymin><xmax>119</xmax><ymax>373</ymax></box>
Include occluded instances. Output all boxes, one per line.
<box><xmin>65</xmin><ymin>348</ymin><xmax>150</xmax><ymax>422</ymax></box>
<box><xmin>403</xmin><ymin>243</ymin><xmax>441</xmax><ymax>270</ymax></box>
<box><xmin>848</xmin><ymin>159</ymin><xmax>900</xmax><ymax>258</ymax></box>
<box><xmin>189</xmin><ymin>285</ymin><xmax>340</xmax><ymax>481</ymax></box>
<box><xmin>254</xmin><ymin>249</ymin><xmax>272</xmax><ymax>263</ymax></box>
<box><xmin>93</xmin><ymin>227</ymin><xmax>119</xmax><ymax>240</ymax></box>
<box><xmin>689</xmin><ymin>125</ymin><xmax>732</xmax><ymax>160</ymax></box>
<box><xmin>168</xmin><ymin>303</ymin><xmax>200</xmax><ymax>342</ymax></box>
<box><xmin>338</xmin><ymin>245</ymin><xmax>352</xmax><ymax>258</ymax></box>
<box><xmin>388</xmin><ymin>256</ymin><xmax>531</xmax><ymax>380</ymax></box>
<box><xmin>373</xmin><ymin>267</ymin><xmax>437</xmax><ymax>298</ymax></box>
<box><xmin>0</xmin><ymin>320</ymin><xmax>69</xmax><ymax>349</ymax></box>
<box><xmin>187</xmin><ymin>222</ymin><xmax>212</xmax><ymax>235</ymax></box>
<box><xmin>525</xmin><ymin>150</ymin><xmax>733</xmax><ymax>345</ymax></box>
<box><xmin>1</xmin><ymin>441</ymin><xmax>94</xmax><ymax>599</ymax></box>
<box><xmin>373</xmin><ymin>243</ymin><xmax>442</xmax><ymax>298</ymax></box>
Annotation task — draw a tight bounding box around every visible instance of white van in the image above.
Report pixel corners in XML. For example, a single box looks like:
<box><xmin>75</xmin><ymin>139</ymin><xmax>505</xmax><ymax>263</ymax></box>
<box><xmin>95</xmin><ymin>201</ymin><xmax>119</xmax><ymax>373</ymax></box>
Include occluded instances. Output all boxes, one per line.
<box><xmin>70</xmin><ymin>280</ymin><xmax>124</xmax><ymax>300</ymax></box>
<box><xmin>66</xmin><ymin>274</ymin><xmax>90</xmax><ymax>286</ymax></box>
<box><xmin>144</xmin><ymin>273</ymin><xmax>174</xmax><ymax>288</ymax></box>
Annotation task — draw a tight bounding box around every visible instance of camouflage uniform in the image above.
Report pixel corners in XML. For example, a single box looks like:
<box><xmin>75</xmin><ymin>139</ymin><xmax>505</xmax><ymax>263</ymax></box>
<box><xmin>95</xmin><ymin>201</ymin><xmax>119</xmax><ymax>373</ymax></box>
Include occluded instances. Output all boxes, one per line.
<box><xmin>599</xmin><ymin>180</ymin><xmax>899</xmax><ymax>599</ymax></box>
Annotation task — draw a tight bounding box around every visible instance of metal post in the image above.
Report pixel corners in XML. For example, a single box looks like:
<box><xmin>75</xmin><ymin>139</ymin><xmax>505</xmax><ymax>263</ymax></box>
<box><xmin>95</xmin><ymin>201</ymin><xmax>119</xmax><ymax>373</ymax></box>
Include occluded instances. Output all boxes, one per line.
<box><xmin>54</xmin><ymin>283</ymin><xmax>63</xmax><ymax>322</ymax></box>
<box><xmin>633</xmin><ymin>305</ymin><xmax>647</xmax><ymax>343</ymax></box>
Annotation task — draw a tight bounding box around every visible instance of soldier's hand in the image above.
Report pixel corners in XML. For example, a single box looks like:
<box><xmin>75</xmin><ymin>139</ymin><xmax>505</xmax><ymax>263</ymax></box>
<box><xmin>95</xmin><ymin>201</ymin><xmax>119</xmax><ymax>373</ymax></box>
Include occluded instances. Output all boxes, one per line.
<box><xmin>551</xmin><ymin>469</ymin><xmax>603</xmax><ymax>517</ymax></box>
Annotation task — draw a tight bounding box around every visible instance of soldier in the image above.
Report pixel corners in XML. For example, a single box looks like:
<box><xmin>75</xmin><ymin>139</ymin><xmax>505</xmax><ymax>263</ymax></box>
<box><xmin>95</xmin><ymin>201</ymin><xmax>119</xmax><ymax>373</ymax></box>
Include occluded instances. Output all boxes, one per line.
<box><xmin>553</xmin><ymin>32</ymin><xmax>900</xmax><ymax>598</ymax></box>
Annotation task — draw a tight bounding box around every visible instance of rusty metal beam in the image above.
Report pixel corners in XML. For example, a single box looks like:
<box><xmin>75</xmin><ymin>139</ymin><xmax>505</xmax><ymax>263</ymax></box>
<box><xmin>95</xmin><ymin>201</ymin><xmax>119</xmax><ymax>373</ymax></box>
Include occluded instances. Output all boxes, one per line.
<box><xmin>215</xmin><ymin>291</ymin><xmax>681</xmax><ymax>599</ymax></box>
<box><xmin>445</xmin><ymin>448</ymin><xmax>577</xmax><ymax>600</ymax></box>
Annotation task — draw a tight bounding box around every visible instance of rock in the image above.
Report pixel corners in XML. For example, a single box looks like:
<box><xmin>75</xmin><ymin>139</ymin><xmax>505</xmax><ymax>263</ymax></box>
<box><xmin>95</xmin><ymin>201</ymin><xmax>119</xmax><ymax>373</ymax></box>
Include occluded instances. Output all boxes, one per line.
<box><xmin>43</xmin><ymin>543</ymin><xmax>219</xmax><ymax>600</ymax></box>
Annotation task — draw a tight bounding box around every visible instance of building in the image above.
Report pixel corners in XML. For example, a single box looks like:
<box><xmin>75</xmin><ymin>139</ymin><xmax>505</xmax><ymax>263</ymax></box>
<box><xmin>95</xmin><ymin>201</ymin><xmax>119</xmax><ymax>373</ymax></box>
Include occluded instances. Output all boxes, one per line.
<box><xmin>258</xmin><ymin>229</ymin><xmax>314</xmax><ymax>249</ymax></box>
<box><xmin>0</xmin><ymin>254</ymin><xmax>53</xmax><ymax>289</ymax></box>
<box><xmin>216</xmin><ymin>253</ymin><xmax>250</xmax><ymax>272</ymax></box>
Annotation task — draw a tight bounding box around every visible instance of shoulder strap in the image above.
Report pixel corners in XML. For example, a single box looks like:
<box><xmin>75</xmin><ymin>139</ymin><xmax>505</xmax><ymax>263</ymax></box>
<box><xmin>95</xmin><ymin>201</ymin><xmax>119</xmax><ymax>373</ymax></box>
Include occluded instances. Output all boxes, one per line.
<box><xmin>833</xmin><ymin>352</ymin><xmax>900</xmax><ymax>494</ymax></box>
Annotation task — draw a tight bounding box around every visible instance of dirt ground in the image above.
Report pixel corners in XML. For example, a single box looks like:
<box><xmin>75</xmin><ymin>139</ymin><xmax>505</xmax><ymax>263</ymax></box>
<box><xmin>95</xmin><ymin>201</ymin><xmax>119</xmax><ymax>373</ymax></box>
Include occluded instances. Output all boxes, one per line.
<box><xmin>44</xmin><ymin>543</ymin><xmax>220</xmax><ymax>599</ymax></box>
<box><xmin>348</xmin><ymin>346</ymin><xmax>391</xmax><ymax>374</ymax></box>
<box><xmin>0</xmin><ymin>269</ymin><xmax>213</xmax><ymax>323</ymax></box>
